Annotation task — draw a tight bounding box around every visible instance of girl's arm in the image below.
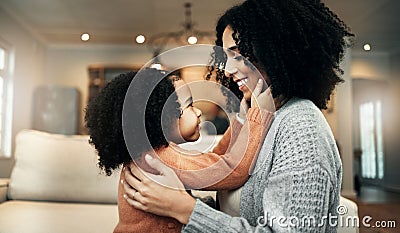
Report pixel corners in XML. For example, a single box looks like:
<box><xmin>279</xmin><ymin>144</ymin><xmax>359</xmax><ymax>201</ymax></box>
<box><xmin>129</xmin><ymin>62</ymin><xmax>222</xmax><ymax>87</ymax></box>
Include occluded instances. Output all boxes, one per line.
<box><xmin>209</xmin><ymin>118</ymin><xmax>237</xmax><ymax>155</ymax></box>
<box><xmin>156</xmin><ymin>108</ymin><xmax>273</xmax><ymax>190</ymax></box>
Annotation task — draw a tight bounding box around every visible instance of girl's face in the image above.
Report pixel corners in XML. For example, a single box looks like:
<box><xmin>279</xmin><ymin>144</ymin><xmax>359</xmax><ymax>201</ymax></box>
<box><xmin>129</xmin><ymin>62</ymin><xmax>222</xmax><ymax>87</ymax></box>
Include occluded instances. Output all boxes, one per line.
<box><xmin>172</xmin><ymin>80</ymin><xmax>202</xmax><ymax>143</ymax></box>
<box><xmin>222</xmin><ymin>26</ymin><xmax>266</xmax><ymax>101</ymax></box>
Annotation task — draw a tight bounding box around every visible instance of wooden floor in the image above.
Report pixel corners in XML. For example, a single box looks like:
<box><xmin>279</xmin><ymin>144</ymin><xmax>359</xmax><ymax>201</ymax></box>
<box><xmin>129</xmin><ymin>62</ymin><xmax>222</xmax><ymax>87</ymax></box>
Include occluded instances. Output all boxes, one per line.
<box><xmin>344</xmin><ymin>186</ymin><xmax>400</xmax><ymax>233</ymax></box>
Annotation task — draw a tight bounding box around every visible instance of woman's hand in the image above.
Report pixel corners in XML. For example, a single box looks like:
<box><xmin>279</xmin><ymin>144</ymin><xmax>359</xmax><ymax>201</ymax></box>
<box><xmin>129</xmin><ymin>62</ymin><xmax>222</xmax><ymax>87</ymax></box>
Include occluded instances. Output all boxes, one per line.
<box><xmin>123</xmin><ymin>155</ymin><xmax>196</xmax><ymax>224</ymax></box>
<box><xmin>251</xmin><ymin>79</ymin><xmax>275</xmax><ymax>112</ymax></box>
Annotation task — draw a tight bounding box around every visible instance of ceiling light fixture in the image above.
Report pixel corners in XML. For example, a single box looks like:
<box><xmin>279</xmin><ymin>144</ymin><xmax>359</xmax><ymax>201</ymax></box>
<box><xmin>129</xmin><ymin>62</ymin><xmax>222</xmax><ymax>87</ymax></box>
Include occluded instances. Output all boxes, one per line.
<box><xmin>147</xmin><ymin>2</ymin><xmax>214</xmax><ymax>53</ymax></box>
<box><xmin>187</xmin><ymin>36</ymin><xmax>198</xmax><ymax>45</ymax></box>
<box><xmin>363</xmin><ymin>43</ymin><xmax>371</xmax><ymax>51</ymax></box>
<box><xmin>81</xmin><ymin>33</ymin><xmax>90</xmax><ymax>42</ymax></box>
<box><xmin>136</xmin><ymin>35</ymin><xmax>146</xmax><ymax>44</ymax></box>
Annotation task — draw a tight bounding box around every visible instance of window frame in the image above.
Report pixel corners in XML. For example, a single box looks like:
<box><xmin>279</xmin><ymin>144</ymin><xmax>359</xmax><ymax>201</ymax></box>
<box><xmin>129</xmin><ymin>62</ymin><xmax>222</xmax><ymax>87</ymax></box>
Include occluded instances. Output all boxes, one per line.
<box><xmin>359</xmin><ymin>100</ymin><xmax>384</xmax><ymax>180</ymax></box>
<box><xmin>0</xmin><ymin>38</ymin><xmax>14</xmax><ymax>158</ymax></box>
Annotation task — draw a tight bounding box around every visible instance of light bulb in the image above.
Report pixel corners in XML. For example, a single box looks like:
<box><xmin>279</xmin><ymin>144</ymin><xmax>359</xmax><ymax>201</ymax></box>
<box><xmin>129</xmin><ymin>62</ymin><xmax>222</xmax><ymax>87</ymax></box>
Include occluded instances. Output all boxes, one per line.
<box><xmin>136</xmin><ymin>35</ymin><xmax>145</xmax><ymax>44</ymax></box>
<box><xmin>81</xmin><ymin>33</ymin><xmax>90</xmax><ymax>41</ymax></box>
<box><xmin>187</xmin><ymin>36</ymin><xmax>198</xmax><ymax>44</ymax></box>
<box><xmin>363</xmin><ymin>43</ymin><xmax>371</xmax><ymax>51</ymax></box>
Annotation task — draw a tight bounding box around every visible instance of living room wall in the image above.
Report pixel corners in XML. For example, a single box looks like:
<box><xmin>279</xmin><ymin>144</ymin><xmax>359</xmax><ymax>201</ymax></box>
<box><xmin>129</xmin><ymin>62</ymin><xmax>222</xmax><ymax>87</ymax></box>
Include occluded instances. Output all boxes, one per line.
<box><xmin>385</xmin><ymin>51</ymin><xmax>400</xmax><ymax>191</ymax></box>
<box><xmin>43</xmin><ymin>45</ymin><xmax>152</xmax><ymax>134</ymax></box>
<box><xmin>0</xmin><ymin>7</ymin><xmax>46</xmax><ymax>177</ymax></box>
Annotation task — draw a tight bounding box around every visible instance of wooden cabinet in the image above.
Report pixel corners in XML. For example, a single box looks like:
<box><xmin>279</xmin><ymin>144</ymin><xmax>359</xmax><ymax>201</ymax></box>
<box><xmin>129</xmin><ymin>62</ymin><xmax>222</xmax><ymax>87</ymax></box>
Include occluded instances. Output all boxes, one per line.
<box><xmin>87</xmin><ymin>65</ymin><xmax>140</xmax><ymax>103</ymax></box>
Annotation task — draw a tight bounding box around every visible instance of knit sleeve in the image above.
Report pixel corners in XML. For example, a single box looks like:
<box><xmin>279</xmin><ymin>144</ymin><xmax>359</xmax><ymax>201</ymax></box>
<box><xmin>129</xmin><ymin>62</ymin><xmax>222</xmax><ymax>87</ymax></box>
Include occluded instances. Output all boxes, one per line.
<box><xmin>183</xmin><ymin>199</ymin><xmax>273</xmax><ymax>232</ymax></box>
<box><xmin>159</xmin><ymin>108</ymin><xmax>273</xmax><ymax>190</ymax></box>
<box><xmin>183</xmin><ymin>170</ymin><xmax>333</xmax><ymax>233</ymax></box>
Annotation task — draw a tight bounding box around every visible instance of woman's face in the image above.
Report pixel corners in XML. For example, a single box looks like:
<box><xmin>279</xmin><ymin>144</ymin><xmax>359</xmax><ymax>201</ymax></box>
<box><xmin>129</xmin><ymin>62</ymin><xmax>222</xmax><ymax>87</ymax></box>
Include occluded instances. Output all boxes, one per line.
<box><xmin>172</xmin><ymin>80</ymin><xmax>202</xmax><ymax>143</ymax></box>
<box><xmin>222</xmin><ymin>26</ymin><xmax>266</xmax><ymax>102</ymax></box>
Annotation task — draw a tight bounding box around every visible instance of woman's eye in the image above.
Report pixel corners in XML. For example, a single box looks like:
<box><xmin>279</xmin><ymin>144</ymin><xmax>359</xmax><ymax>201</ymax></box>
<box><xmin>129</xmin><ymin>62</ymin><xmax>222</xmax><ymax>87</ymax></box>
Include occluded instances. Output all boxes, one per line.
<box><xmin>182</xmin><ymin>103</ymin><xmax>193</xmax><ymax>112</ymax></box>
<box><xmin>234</xmin><ymin>55</ymin><xmax>243</xmax><ymax>61</ymax></box>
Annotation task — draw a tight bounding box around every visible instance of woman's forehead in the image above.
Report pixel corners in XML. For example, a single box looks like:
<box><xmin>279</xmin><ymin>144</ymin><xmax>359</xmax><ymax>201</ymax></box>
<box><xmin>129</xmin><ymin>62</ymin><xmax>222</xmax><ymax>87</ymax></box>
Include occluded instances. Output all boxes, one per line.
<box><xmin>222</xmin><ymin>26</ymin><xmax>237</xmax><ymax>48</ymax></box>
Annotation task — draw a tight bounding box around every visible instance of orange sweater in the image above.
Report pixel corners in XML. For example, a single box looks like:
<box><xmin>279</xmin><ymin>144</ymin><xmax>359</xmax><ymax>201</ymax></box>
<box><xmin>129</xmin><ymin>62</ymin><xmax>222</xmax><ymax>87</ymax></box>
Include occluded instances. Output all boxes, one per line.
<box><xmin>114</xmin><ymin>108</ymin><xmax>273</xmax><ymax>233</ymax></box>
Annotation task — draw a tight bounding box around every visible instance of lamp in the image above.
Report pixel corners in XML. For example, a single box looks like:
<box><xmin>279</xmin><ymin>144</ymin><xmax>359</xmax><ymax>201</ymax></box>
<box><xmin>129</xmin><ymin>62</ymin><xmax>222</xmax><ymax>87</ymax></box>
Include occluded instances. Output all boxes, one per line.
<box><xmin>147</xmin><ymin>2</ymin><xmax>214</xmax><ymax>55</ymax></box>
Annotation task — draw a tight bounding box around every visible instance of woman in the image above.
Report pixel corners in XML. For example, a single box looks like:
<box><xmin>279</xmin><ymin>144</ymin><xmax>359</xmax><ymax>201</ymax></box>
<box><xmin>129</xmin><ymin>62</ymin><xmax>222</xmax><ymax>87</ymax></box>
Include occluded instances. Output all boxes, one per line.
<box><xmin>123</xmin><ymin>0</ymin><xmax>353</xmax><ymax>231</ymax></box>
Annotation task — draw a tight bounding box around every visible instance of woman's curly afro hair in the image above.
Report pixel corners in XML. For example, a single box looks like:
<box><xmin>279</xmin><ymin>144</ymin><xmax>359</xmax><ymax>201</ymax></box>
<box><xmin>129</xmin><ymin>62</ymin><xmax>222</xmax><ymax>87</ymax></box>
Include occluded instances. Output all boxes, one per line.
<box><xmin>85</xmin><ymin>69</ymin><xmax>181</xmax><ymax>176</ymax></box>
<box><xmin>208</xmin><ymin>0</ymin><xmax>354</xmax><ymax>110</ymax></box>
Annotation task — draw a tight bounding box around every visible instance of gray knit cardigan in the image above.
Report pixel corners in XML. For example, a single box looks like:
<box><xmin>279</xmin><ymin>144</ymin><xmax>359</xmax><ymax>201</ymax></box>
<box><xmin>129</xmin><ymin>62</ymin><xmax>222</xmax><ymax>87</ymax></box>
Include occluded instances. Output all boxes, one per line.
<box><xmin>183</xmin><ymin>98</ymin><xmax>342</xmax><ymax>232</ymax></box>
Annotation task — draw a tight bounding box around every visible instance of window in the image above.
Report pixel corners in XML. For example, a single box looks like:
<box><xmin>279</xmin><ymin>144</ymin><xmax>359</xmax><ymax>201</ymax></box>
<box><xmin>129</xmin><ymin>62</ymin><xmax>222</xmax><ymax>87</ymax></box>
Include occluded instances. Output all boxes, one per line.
<box><xmin>0</xmin><ymin>39</ymin><xmax>13</xmax><ymax>157</ymax></box>
<box><xmin>359</xmin><ymin>101</ymin><xmax>384</xmax><ymax>179</ymax></box>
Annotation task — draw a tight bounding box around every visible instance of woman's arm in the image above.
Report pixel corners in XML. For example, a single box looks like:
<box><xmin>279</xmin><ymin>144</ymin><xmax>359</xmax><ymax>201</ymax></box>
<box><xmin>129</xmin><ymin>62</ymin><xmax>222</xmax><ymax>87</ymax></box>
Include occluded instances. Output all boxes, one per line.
<box><xmin>157</xmin><ymin>108</ymin><xmax>273</xmax><ymax>190</ymax></box>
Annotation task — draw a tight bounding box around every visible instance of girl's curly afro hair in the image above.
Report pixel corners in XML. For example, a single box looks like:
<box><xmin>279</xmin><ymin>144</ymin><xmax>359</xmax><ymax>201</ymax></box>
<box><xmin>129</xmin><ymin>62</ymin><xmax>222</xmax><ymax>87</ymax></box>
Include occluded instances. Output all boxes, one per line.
<box><xmin>208</xmin><ymin>0</ymin><xmax>354</xmax><ymax>110</ymax></box>
<box><xmin>85</xmin><ymin>69</ymin><xmax>181</xmax><ymax>176</ymax></box>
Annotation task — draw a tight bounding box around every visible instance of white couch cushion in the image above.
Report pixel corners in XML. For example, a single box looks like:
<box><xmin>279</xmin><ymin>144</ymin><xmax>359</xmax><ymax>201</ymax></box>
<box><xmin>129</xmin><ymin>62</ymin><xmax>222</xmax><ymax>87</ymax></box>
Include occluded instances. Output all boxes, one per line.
<box><xmin>0</xmin><ymin>200</ymin><xmax>118</xmax><ymax>233</ymax></box>
<box><xmin>0</xmin><ymin>178</ymin><xmax>9</xmax><ymax>203</ymax></box>
<box><xmin>338</xmin><ymin>196</ymin><xmax>359</xmax><ymax>233</ymax></box>
<box><xmin>8</xmin><ymin>129</ymin><xmax>119</xmax><ymax>203</ymax></box>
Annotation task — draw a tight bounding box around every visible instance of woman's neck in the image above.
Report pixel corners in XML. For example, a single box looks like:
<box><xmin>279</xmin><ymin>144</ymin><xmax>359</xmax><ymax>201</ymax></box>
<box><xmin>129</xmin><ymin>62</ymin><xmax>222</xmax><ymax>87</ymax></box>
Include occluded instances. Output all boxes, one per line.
<box><xmin>274</xmin><ymin>95</ymin><xmax>289</xmax><ymax>111</ymax></box>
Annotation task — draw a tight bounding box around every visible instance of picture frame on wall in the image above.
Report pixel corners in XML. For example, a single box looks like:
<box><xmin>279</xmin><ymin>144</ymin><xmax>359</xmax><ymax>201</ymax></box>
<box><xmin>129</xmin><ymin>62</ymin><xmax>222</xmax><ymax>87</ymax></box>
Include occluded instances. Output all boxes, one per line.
<box><xmin>87</xmin><ymin>65</ymin><xmax>141</xmax><ymax>103</ymax></box>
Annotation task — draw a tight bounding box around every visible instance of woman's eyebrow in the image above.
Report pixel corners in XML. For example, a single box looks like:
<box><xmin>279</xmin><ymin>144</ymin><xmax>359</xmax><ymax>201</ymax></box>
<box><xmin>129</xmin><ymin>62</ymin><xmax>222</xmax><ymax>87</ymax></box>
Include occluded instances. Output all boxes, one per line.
<box><xmin>228</xmin><ymin>45</ymin><xmax>238</xmax><ymax>51</ymax></box>
<box><xmin>182</xmin><ymin>97</ymin><xmax>193</xmax><ymax>108</ymax></box>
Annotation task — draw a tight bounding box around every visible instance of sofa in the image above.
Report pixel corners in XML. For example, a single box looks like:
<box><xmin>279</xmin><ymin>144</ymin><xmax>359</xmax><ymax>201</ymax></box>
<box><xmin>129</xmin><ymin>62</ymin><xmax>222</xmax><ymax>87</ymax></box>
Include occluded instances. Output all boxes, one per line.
<box><xmin>0</xmin><ymin>129</ymin><xmax>119</xmax><ymax>233</ymax></box>
<box><xmin>0</xmin><ymin>129</ymin><xmax>358</xmax><ymax>233</ymax></box>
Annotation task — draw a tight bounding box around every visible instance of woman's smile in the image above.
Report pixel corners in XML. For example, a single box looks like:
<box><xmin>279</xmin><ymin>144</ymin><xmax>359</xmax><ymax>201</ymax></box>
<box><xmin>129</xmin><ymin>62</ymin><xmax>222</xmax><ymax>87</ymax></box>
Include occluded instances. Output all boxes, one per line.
<box><xmin>235</xmin><ymin>77</ymin><xmax>249</xmax><ymax>91</ymax></box>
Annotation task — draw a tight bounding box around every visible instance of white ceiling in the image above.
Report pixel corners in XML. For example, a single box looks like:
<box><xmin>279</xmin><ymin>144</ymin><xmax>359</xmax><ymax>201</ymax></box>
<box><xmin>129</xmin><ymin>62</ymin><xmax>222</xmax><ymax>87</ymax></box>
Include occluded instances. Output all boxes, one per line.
<box><xmin>1</xmin><ymin>0</ymin><xmax>399</xmax><ymax>53</ymax></box>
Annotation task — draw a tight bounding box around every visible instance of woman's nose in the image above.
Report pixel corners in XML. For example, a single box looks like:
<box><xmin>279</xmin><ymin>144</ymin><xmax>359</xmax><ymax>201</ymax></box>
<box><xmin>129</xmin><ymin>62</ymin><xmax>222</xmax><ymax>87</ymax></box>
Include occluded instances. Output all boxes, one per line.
<box><xmin>224</xmin><ymin>58</ymin><xmax>238</xmax><ymax>77</ymax></box>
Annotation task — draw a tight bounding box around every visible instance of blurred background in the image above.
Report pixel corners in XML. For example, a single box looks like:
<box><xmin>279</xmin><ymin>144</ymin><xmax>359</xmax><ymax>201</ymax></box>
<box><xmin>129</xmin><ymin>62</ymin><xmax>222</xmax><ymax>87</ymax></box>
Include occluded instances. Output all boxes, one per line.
<box><xmin>0</xmin><ymin>1</ymin><xmax>400</xmax><ymax>231</ymax></box>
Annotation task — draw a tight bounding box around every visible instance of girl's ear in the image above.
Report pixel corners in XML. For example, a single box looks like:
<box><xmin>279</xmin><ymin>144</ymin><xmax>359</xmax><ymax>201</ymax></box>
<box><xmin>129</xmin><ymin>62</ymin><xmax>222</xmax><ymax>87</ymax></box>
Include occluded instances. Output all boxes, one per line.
<box><xmin>164</xmin><ymin>118</ymin><xmax>183</xmax><ymax>144</ymax></box>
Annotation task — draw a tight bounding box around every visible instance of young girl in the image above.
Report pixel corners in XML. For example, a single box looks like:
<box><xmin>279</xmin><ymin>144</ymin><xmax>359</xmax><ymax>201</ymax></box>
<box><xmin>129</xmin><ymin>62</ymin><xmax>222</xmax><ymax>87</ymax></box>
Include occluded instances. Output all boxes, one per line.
<box><xmin>85</xmin><ymin>68</ymin><xmax>273</xmax><ymax>232</ymax></box>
